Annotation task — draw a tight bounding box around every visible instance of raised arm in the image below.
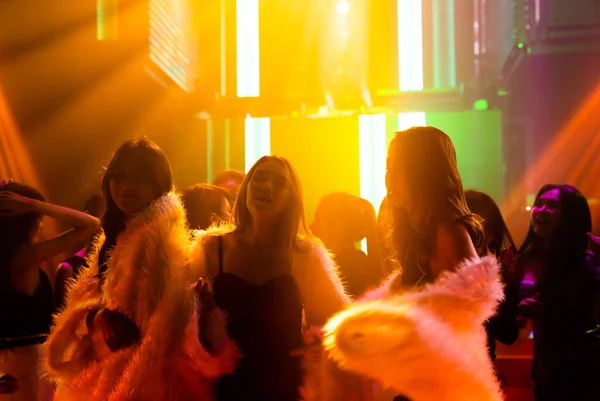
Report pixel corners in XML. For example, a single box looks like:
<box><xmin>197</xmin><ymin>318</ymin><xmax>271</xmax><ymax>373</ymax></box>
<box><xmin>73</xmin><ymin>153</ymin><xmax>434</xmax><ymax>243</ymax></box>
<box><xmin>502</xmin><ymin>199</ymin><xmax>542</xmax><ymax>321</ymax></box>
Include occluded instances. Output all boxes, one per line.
<box><xmin>0</xmin><ymin>191</ymin><xmax>100</xmax><ymax>267</ymax></box>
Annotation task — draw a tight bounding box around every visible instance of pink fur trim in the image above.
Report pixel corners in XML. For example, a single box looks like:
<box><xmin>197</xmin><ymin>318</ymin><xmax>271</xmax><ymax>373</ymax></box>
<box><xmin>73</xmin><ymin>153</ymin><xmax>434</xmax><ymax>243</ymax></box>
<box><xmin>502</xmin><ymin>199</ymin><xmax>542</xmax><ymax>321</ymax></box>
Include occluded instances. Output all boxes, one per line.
<box><xmin>324</xmin><ymin>256</ymin><xmax>504</xmax><ymax>401</ymax></box>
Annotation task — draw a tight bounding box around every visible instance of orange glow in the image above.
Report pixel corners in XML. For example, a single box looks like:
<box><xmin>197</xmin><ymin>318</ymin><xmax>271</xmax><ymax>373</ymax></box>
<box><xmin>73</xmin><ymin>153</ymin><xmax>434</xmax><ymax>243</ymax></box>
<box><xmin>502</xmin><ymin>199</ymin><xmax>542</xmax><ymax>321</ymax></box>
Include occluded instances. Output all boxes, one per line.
<box><xmin>504</xmin><ymin>82</ymin><xmax>600</xmax><ymax>239</ymax></box>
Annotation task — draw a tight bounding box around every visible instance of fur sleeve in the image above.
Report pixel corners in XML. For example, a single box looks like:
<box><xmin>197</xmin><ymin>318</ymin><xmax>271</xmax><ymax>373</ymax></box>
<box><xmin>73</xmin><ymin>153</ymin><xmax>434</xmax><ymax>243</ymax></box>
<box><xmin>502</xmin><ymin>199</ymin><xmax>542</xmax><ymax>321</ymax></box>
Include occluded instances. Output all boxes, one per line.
<box><xmin>293</xmin><ymin>239</ymin><xmax>372</xmax><ymax>401</ymax></box>
<box><xmin>42</xmin><ymin>235</ymin><xmax>105</xmax><ymax>383</ymax></box>
<box><xmin>292</xmin><ymin>238</ymin><xmax>351</xmax><ymax>326</ymax></box>
<box><xmin>108</xmin><ymin>274</ymin><xmax>238</xmax><ymax>401</ymax></box>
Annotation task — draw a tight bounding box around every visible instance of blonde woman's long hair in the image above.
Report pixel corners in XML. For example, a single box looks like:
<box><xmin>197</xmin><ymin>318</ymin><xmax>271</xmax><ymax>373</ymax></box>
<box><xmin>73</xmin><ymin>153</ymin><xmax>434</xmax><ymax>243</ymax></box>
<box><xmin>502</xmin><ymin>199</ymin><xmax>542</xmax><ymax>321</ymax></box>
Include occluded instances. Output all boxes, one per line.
<box><xmin>232</xmin><ymin>155</ymin><xmax>312</xmax><ymax>247</ymax></box>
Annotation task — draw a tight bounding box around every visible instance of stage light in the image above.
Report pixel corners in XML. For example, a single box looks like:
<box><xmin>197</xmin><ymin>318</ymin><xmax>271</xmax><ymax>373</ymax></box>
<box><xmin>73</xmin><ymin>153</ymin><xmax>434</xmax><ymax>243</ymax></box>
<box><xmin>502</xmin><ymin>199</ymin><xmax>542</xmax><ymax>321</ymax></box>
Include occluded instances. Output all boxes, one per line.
<box><xmin>149</xmin><ymin>0</ymin><xmax>197</xmax><ymax>92</ymax></box>
<box><xmin>398</xmin><ymin>112</ymin><xmax>427</xmax><ymax>130</ymax></box>
<box><xmin>525</xmin><ymin>206</ymin><xmax>532</xmax><ymax>211</ymax></box>
<box><xmin>237</xmin><ymin>0</ymin><xmax>260</xmax><ymax>98</ymax></box>
<box><xmin>244</xmin><ymin>117</ymin><xmax>270</xmax><ymax>171</ymax></box>
<box><xmin>97</xmin><ymin>0</ymin><xmax>118</xmax><ymax>41</ymax></box>
<box><xmin>358</xmin><ymin>114</ymin><xmax>387</xmax><ymax>219</ymax></box>
<box><xmin>397</xmin><ymin>0</ymin><xmax>424</xmax><ymax>91</ymax></box>
<box><xmin>336</xmin><ymin>0</ymin><xmax>349</xmax><ymax>15</ymax></box>
<box><xmin>474</xmin><ymin>99</ymin><xmax>489</xmax><ymax>111</ymax></box>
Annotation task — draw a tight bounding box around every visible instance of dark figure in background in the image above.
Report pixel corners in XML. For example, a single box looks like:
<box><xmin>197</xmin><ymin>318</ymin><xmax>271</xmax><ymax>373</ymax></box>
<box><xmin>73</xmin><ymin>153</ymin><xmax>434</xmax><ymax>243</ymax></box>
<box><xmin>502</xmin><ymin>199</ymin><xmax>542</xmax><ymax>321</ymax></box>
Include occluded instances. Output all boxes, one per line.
<box><xmin>377</xmin><ymin>195</ymin><xmax>396</xmax><ymax>274</ymax></box>
<box><xmin>311</xmin><ymin>192</ymin><xmax>383</xmax><ymax>297</ymax></box>
<box><xmin>54</xmin><ymin>193</ymin><xmax>106</xmax><ymax>311</ymax></box>
<box><xmin>465</xmin><ymin>190</ymin><xmax>520</xmax><ymax>386</ymax></box>
<box><xmin>512</xmin><ymin>184</ymin><xmax>600</xmax><ymax>401</ymax></box>
<box><xmin>0</xmin><ymin>181</ymin><xmax>100</xmax><ymax>401</ymax></box>
<box><xmin>181</xmin><ymin>184</ymin><xmax>231</xmax><ymax>230</ymax></box>
<box><xmin>212</xmin><ymin>170</ymin><xmax>245</xmax><ymax>204</ymax></box>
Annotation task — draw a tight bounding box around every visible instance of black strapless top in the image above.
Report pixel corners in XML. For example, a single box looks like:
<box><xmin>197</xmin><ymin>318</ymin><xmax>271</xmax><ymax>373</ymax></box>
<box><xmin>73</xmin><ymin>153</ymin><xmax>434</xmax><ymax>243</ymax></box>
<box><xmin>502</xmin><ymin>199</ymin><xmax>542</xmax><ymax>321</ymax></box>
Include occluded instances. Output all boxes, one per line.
<box><xmin>0</xmin><ymin>269</ymin><xmax>54</xmax><ymax>340</ymax></box>
<box><xmin>212</xmin><ymin>236</ymin><xmax>304</xmax><ymax>401</ymax></box>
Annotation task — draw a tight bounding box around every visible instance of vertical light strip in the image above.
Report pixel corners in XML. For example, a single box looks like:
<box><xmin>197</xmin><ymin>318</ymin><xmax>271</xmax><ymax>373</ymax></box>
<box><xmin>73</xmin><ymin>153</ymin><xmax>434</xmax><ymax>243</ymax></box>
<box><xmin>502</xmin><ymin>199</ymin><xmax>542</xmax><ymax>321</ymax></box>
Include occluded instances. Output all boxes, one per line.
<box><xmin>432</xmin><ymin>0</ymin><xmax>441</xmax><ymax>88</ymax></box>
<box><xmin>236</xmin><ymin>0</ymin><xmax>260</xmax><ymax>97</ymax></box>
<box><xmin>447</xmin><ymin>0</ymin><xmax>456</xmax><ymax>87</ymax></box>
<box><xmin>97</xmin><ymin>0</ymin><xmax>118</xmax><ymax>41</ymax></box>
<box><xmin>398</xmin><ymin>112</ymin><xmax>427</xmax><ymax>130</ymax></box>
<box><xmin>358</xmin><ymin>114</ymin><xmax>388</xmax><ymax>219</ymax></box>
<box><xmin>244</xmin><ymin>117</ymin><xmax>271</xmax><ymax>171</ymax></box>
<box><xmin>220</xmin><ymin>0</ymin><xmax>227</xmax><ymax>96</ymax></box>
<box><xmin>481</xmin><ymin>0</ymin><xmax>487</xmax><ymax>55</ymax></box>
<box><xmin>397</xmin><ymin>0</ymin><xmax>424</xmax><ymax>91</ymax></box>
<box><xmin>206</xmin><ymin>120</ymin><xmax>214</xmax><ymax>183</ymax></box>
<box><xmin>224</xmin><ymin>119</ymin><xmax>231</xmax><ymax>170</ymax></box>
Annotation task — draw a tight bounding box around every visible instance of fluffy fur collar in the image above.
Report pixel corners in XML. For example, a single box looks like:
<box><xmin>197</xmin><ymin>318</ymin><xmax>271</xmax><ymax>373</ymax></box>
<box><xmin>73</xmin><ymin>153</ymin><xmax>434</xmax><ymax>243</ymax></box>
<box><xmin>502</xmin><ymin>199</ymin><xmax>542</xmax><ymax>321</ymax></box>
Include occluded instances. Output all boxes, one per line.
<box><xmin>323</xmin><ymin>256</ymin><xmax>504</xmax><ymax>401</ymax></box>
<box><xmin>43</xmin><ymin>193</ymin><xmax>238</xmax><ymax>401</ymax></box>
<box><xmin>189</xmin><ymin>224</ymin><xmax>370</xmax><ymax>401</ymax></box>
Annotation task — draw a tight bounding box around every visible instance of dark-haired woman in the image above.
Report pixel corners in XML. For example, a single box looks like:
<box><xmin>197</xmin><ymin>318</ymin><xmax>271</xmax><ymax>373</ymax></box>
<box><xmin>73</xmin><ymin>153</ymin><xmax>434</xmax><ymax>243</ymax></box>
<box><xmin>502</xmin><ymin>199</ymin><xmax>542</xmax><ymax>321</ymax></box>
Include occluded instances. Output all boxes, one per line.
<box><xmin>369</xmin><ymin>127</ymin><xmax>497</xmax><ymax>401</ymax></box>
<box><xmin>385</xmin><ymin>127</ymin><xmax>483</xmax><ymax>292</ymax></box>
<box><xmin>0</xmin><ymin>181</ymin><xmax>100</xmax><ymax>401</ymax></box>
<box><xmin>513</xmin><ymin>184</ymin><xmax>600</xmax><ymax>401</ymax></box>
<box><xmin>44</xmin><ymin>139</ymin><xmax>236</xmax><ymax>401</ymax></box>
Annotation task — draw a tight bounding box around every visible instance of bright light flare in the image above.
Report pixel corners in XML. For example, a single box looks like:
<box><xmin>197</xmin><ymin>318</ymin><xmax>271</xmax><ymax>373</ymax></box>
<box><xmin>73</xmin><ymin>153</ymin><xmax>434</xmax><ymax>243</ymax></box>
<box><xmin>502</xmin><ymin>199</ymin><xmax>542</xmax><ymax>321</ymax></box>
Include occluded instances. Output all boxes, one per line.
<box><xmin>237</xmin><ymin>0</ymin><xmax>260</xmax><ymax>97</ymax></box>
<box><xmin>336</xmin><ymin>0</ymin><xmax>349</xmax><ymax>15</ymax></box>
<box><xmin>397</xmin><ymin>0</ymin><xmax>424</xmax><ymax>91</ymax></box>
<box><xmin>398</xmin><ymin>112</ymin><xmax>427</xmax><ymax>130</ymax></box>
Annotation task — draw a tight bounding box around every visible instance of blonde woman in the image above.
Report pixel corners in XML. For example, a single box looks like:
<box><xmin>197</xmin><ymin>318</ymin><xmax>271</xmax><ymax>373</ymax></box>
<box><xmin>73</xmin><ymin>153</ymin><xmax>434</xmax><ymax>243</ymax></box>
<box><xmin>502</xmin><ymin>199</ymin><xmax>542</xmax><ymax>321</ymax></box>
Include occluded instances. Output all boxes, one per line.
<box><xmin>190</xmin><ymin>155</ymin><xmax>370</xmax><ymax>401</ymax></box>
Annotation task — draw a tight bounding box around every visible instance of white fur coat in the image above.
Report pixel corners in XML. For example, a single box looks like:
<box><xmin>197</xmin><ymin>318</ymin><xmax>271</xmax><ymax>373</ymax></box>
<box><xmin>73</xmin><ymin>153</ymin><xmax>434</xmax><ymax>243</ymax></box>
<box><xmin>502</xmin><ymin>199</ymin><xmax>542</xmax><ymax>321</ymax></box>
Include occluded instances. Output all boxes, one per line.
<box><xmin>323</xmin><ymin>256</ymin><xmax>505</xmax><ymax>401</ymax></box>
<box><xmin>43</xmin><ymin>193</ymin><xmax>238</xmax><ymax>401</ymax></box>
<box><xmin>188</xmin><ymin>225</ymin><xmax>372</xmax><ymax>401</ymax></box>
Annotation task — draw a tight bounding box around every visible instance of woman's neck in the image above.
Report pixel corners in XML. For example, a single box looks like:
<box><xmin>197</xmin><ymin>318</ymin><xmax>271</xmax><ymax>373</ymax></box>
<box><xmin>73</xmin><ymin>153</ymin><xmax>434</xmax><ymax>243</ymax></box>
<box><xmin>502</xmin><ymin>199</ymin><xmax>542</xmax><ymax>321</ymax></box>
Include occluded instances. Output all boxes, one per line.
<box><xmin>245</xmin><ymin>221</ymin><xmax>282</xmax><ymax>246</ymax></box>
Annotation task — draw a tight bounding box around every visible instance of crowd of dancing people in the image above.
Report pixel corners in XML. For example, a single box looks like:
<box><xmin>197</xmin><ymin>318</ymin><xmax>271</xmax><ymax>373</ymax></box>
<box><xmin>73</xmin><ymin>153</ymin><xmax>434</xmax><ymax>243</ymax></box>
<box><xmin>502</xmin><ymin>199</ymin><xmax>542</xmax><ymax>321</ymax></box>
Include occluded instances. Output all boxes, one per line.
<box><xmin>0</xmin><ymin>126</ymin><xmax>599</xmax><ymax>401</ymax></box>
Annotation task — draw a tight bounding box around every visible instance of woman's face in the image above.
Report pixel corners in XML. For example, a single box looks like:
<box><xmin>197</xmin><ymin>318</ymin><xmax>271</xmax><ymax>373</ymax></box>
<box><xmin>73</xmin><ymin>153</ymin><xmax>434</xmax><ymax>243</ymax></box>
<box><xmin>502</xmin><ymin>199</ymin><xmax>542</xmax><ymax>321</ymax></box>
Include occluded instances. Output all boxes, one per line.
<box><xmin>531</xmin><ymin>188</ymin><xmax>561</xmax><ymax>238</ymax></box>
<box><xmin>109</xmin><ymin>159</ymin><xmax>160</xmax><ymax>216</ymax></box>
<box><xmin>246</xmin><ymin>159</ymin><xmax>292</xmax><ymax>222</ymax></box>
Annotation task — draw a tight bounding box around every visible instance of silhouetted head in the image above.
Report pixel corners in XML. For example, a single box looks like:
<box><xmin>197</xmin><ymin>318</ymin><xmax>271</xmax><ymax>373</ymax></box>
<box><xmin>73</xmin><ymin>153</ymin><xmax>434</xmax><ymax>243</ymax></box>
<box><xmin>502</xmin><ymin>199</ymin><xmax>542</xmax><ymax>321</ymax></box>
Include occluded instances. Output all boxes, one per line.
<box><xmin>181</xmin><ymin>184</ymin><xmax>231</xmax><ymax>230</ymax></box>
<box><xmin>465</xmin><ymin>190</ymin><xmax>515</xmax><ymax>257</ymax></box>
<box><xmin>212</xmin><ymin>170</ymin><xmax>245</xmax><ymax>203</ymax></box>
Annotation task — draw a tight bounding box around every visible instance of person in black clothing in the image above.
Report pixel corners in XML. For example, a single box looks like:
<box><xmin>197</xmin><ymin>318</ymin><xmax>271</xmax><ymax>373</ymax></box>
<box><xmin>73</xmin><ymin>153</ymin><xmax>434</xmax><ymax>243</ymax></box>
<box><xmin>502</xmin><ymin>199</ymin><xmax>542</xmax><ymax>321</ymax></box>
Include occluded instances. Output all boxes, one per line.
<box><xmin>196</xmin><ymin>156</ymin><xmax>366</xmax><ymax>401</ymax></box>
<box><xmin>465</xmin><ymin>190</ymin><xmax>520</xmax><ymax>388</ymax></box>
<box><xmin>0</xmin><ymin>180</ymin><xmax>100</xmax><ymax>400</ymax></box>
<box><xmin>513</xmin><ymin>184</ymin><xmax>600</xmax><ymax>401</ymax></box>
